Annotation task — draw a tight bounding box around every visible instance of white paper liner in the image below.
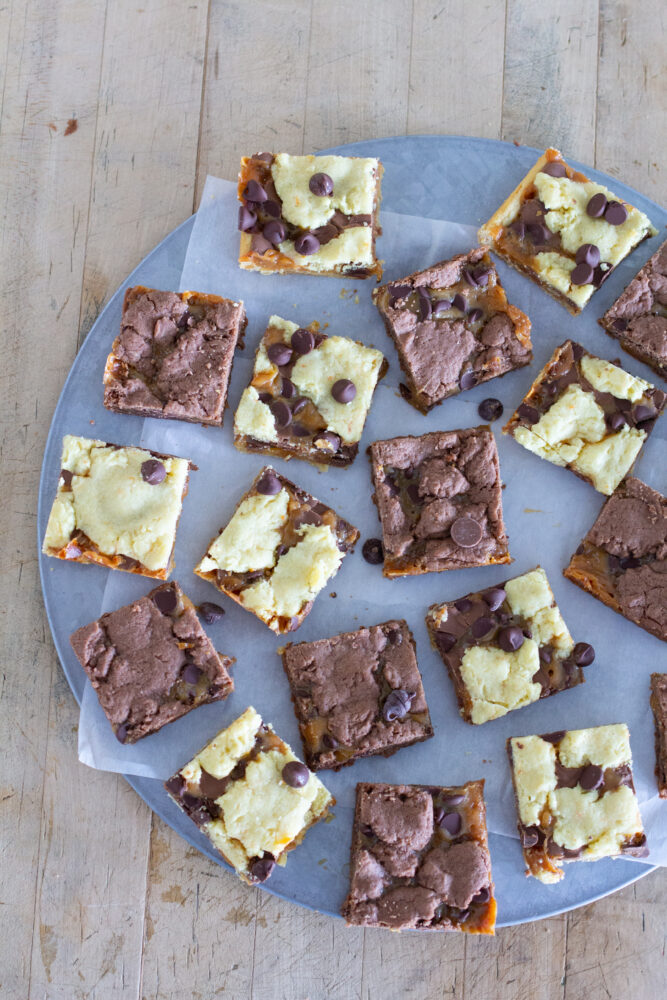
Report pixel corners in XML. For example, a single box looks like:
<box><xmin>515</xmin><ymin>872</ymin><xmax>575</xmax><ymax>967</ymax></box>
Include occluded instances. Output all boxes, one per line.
<box><xmin>78</xmin><ymin>174</ymin><xmax>666</xmax><ymax>868</ymax></box>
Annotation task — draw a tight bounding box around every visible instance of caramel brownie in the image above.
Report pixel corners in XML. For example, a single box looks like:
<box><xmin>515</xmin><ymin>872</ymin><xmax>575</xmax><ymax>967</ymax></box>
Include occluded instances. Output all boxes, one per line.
<box><xmin>194</xmin><ymin>467</ymin><xmax>359</xmax><ymax>634</ymax></box>
<box><xmin>237</xmin><ymin>152</ymin><xmax>383</xmax><ymax>278</ymax></box>
<box><xmin>368</xmin><ymin>427</ymin><xmax>510</xmax><ymax>577</ymax></box>
<box><xmin>564</xmin><ymin>477</ymin><xmax>666</xmax><ymax>642</ymax></box>
<box><xmin>70</xmin><ymin>582</ymin><xmax>234</xmax><ymax>743</ymax></box>
<box><xmin>342</xmin><ymin>781</ymin><xmax>496</xmax><ymax>933</ymax></box>
<box><xmin>165</xmin><ymin>707</ymin><xmax>333</xmax><ymax>885</ymax></box>
<box><xmin>281</xmin><ymin>619</ymin><xmax>433</xmax><ymax>771</ymax></box>
<box><xmin>478</xmin><ymin>147</ymin><xmax>656</xmax><ymax>314</ymax></box>
<box><xmin>372</xmin><ymin>249</ymin><xmax>532</xmax><ymax>413</ymax></box>
<box><xmin>503</xmin><ymin>341</ymin><xmax>664</xmax><ymax>495</ymax></box>
<box><xmin>650</xmin><ymin>674</ymin><xmax>667</xmax><ymax>797</ymax></box>
<box><xmin>234</xmin><ymin>315</ymin><xmax>386</xmax><ymax>467</ymax></box>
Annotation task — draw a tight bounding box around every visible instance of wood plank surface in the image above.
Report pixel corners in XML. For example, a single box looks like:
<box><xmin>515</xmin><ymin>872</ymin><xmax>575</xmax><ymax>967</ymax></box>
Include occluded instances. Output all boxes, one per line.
<box><xmin>1</xmin><ymin>2</ymin><xmax>665</xmax><ymax>999</ymax></box>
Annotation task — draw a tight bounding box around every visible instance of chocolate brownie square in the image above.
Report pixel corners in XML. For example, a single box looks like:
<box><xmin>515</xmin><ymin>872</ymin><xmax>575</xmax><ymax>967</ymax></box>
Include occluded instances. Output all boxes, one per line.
<box><xmin>650</xmin><ymin>674</ymin><xmax>667</xmax><ymax>797</ymax></box>
<box><xmin>342</xmin><ymin>781</ymin><xmax>496</xmax><ymax>933</ymax></box>
<box><xmin>504</xmin><ymin>341</ymin><xmax>665</xmax><ymax>495</ymax></box>
<box><xmin>508</xmin><ymin>724</ymin><xmax>648</xmax><ymax>883</ymax></box>
<box><xmin>70</xmin><ymin>582</ymin><xmax>234</xmax><ymax>743</ymax></box>
<box><xmin>281</xmin><ymin>619</ymin><xmax>433</xmax><ymax>771</ymax></box>
<box><xmin>564</xmin><ymin>476</ymin><xmax>667</xmax><ymax>643</ymax></box>
<box><xmin>600</xmin><ymin>239</ymin><xmax>667</xmax><ymax>379</ymax></box>
<box><xmin>104</xmin><ymin>286</ymin><xmax>246</xmax><ymax>425</ymax></box>
<box><xmin>426</xmin><ymin>567</ymin><xmax>595</xmax><ymax>724</ymax></box>
<box><xmin>372</xmin><ymin>249</ymin><xmax>532</xmax><ymax>412</ymax></box>
<box><xmin>478</xmin><ymin>147</ymin><xmax>656</xmax><ymax>314</ymax></box>
<box><xmin>368</xmin><ymin>427</ymin><xmax>510</xmax><ymax>577</ymax></box>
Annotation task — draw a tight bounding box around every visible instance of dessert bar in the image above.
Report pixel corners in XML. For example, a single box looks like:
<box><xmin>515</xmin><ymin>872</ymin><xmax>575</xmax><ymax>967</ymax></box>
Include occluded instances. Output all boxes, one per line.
<box><xmin>194</xmin><ymin>467</ymin><xmax>359</xmax><ymax>633</ymax></box>
<box><xmin>234</xmin><ymin>314</ymin><xmax>386</xmax><ymax>467</ymax></box>
<box><xmin>103</xmin><ymin>286</ymin><xmax>246</xmax><ymax>425</ymax></box>
<box><xmin>599</xmin><ymin>238</ymin><xmax>667</xmax><ymax>379</ymax></box>
<box><xmin>503</xmin><ymin>340</ymin><xmax>664</xmax><ymax>495</ymax></box>
<box><xmin>426</xmin><ymin>567</ymin><xmax>594</xmax><ymax>725</ymax></box>
<box><xmin>342</xmin><ymin>781</ymin><xmax>496</xmax><ymax>933</ymax></box>
<box><xmin>650</xmin><ymin>673</ymin><xmax>667</xmax><ymax>797</ymax></box>
<box><xmin>70</xmin><ymin>582</ymin><xmax>234</xmax><ymax>743</ymax></box>
<box><xmin>564</xmin><ymin>476</ymin><xmax>666</xmax><ymax>643</ymax></box>
<box><xmin>507</xmin><ymin>724</ymin><xmax>648</xmax><ymax>883</ymax></box>
<box><xmin>478</xmin><ymin>147</ymin><xmax>656</xmax><ymax>314</ymax></box>
<box><xmin>372</xmin><ymin>248</ymin><xmax>532</xmax><ymax>412</ymax></box>
<box><xmin>368</xmin><ymin>426</ymin><xmax>510</xmax><ymax>577</ymax></box>
<box><xmin>237</xmin><ymin>152</ymin><xmax>383</xmax><ymax>278</ymax></box>
<box><xmin>42</xmin><ymin>434</ymin><xmax>192</xmax><ymax>579</ymax></box>
<box><xmin>165</xmin><ymin>707</ymin><xmax>333</xmax><ymax>884</ymax></box>
<box><xmin>281</xmin><ymin>619</ymin><xmax>433</xmax><ymax>771</ymax></box>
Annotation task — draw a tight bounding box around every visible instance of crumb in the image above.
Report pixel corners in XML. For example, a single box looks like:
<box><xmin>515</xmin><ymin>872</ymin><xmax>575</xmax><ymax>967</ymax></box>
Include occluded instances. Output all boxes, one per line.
<box><xmin>64</xmin><ymin>118</ymin><xmax>78</xmax><ymax>135</ymax></box>
<box><xmin>523</xmin><ymin>508</ymin><xmax>544</xmax><ymax>514</ymax></box>
<box><xmin>329</xmin><ymin>592</ymin><xmax>337</xmax><ymax>598</ymax></box>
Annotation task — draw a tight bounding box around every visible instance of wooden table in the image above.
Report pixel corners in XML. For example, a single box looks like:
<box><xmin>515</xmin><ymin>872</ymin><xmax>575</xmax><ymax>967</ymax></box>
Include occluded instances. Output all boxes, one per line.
<box><xmin>2</xmin><ymin>2</ymin><xmax>665</xmax><ymax>997</ymax></box>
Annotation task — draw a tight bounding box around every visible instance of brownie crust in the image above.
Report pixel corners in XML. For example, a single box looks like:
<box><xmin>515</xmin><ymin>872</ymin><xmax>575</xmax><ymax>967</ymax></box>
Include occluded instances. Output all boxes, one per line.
<box><xmin>650</xmin><ymin>673</ymin><xmax>667</xmax><ymax>797</ymax></box>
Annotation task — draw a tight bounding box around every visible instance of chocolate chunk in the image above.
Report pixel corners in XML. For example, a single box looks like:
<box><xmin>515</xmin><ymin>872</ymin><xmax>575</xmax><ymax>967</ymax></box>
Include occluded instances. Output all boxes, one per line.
<box><xmin>471</xmin><ymin>616</ymin><xmax>495</xmax><ymax>638</ymax></box>
<box><xmin>153</xmin><ymin>586</ymin><xmax>178</xmax><ymax>615</ymax></box>
<box><xmin>291</xmin><ymin>328</ymin><xmax>315</xmax><ymax>355</ymax></box>
<box><xmin>165</xmin><ymin>774</ymin><xmax>185</xmax><ymax>798</ymax></box>
<box><xmin>198</xmin><ymin>768</ymin><xmax>231</xmax><ymax>799</ymax></box>
<box><xmin>238</xmin><ymin>205</ymin><xmax>257</xmax><ymax>231</ymax></box>
<box><xmin>382</xmin><ymin>689</ymin><xmax>414</xmax><ymax>722</ymax></box>
<box><xmin>467</xmin><ymin>308</ymin><xmax>483</xmax><ymax>323</ymax></box>
<box><xmin>270</xmin><ymin>400</ymin><xmax>292</xmax><ymax>428</ymax></box>
<box><xmin>478</xmin><ymin>398</ymin><xmax>504</xmax><ymax>421</ymax></box>
<box><xmin>571</xmin><ymin>261</ymin><xmax>595</xmax><ymax>286</ymax></box>
<box><xmin>282</xmin><ymin>760</ymin><xmax>310</xmax><ymax>788</ymax></box>
<box><xmin>248</xmin><ymin>855</ymin><xmax>275</xmax><ymax>882</ymax></box>
<box><xmin>362</xmin><ymin>538</ymin><xmax>384</xmax><ymax>564</ymax></box>
<box><xmin>517</xmin><ymin>403</ymin><xmax>540</xmax><ymax>424</ymax></box>
<box><xmin>141</xmin><ymin>459</ymin><xmax>166</xmax><ymax>485</ymax></box>
<box><xmin>294</xmin><ymin>232</ymin><xmax>320</xmax><ymax>255</ymax></box>
<box><xmin>198</xmin><ymin>602</ymin><xmax>225</xmax><ymax>624</ymax></box>
<box><xmin>438</xmin><ymin>811</ymin><xmax>462</xmax><ymax>836</ymax></box>
<box><xmin>541</xmin><ymin>160</ymin><xmax>567</xmax><ymax>177</ymax></box>
<box><xmin>182</xmin><ymin>663</ymin><xmax>203</xmax><ymax>685</ymax></box>
<box><xmin>314</xmin><ymin>431</ymin><xmax>341</xmax><ymax>452</ymax></box>
<box><xmin>115</xmin><ymin>723</ymin><xmax>129</xmax><ymax>743</ymax></box>
<box><xmin>60</xmin><ymin>469</ymin><xmax>74</xmax><ymax>486</ymax></box>
<box><xmin>256</xmin><ymin>470</ymin><xmax>282</xmax><ymax>495</ymax></box>
<box><xmin>498</xmin><ymin>626</ymin><xmax>524</xmax><ymax>652</ymax></box>
<box><xmin>450</xmin><ymin>517</ymin><xmax>482</xmax><ymax>548</ymax></box>
<box><xmin>482</xmin><ymin>587</ymin><xmax>506</xmax><ymax>611</ymax></box>
<box><xmin>586</xmin><ymin>193</ymin><xmax>608</xmax><ymax>218</ymax></box>
<box><xmin>280</xmin><ymin>377</ymin><xmax>296</xmax><ymax>399</ymax></box>
<box><xmin>459</xmin><ymin>371</ymin><xmax>477</xmax><ymax>391</ymax></box>
<box><xmin>243</xmin><ymin>179</ymin><xmax>268</xmax><ymax>203</ymax></box>
<box><xmin>267</xmin><ymin>342</ymin><xmax>293</xmax><ymax>367</ymax></box>
<box><xmin>332</xmin><ymin>378</ymin><xmax>356</xmax><ymax>403</ymax></box>
<box><xmin>605</xmin><ymin>201</ymin><xmax>628</xmax><ymax>225</ymax></box>
<box><xmin>572</xmin><ymin>642</ymin><xmax>595</xmax><ymax>666</ymax></box>
<box><xmin>309</xmin><ymin>172</ymin><xmax>334</xmax><ymax>196</ymax></box>
<box><xmin>263</xmin><ymin>220</ymin><xmax>287</xmax><ymax>245</ymax></box>
<box><xmin>436</xmin><ymin>631</ymin><xmax>457</xmax><ymax>653</ymax></box>
<box><xmin>580</xmin><ymin>763</ymin><xmax>604</xmax><ymax>791</ymax></box>
<box><xmin>576</xmin><ymin>243</ymin><xmax>601</xmax><ymax>267</ymax></box>
<box><xmin>451</xmin><ymin>293</ymin><xmax>467</xmax><ymax>312</ymax></box>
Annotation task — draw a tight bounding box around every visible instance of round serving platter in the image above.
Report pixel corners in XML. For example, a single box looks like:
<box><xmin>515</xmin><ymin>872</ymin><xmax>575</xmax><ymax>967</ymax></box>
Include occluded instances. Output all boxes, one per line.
<box><xmin>39</xmin><ymin>136</ymin><xmax>665</xmax><ymax>927</ymax></box>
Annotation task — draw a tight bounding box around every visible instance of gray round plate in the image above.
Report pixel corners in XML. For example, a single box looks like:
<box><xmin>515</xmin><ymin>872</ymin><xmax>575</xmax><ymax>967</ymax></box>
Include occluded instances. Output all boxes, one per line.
<box><xmin>39</xmin><ymin>136</ymin><xmax>662</xmax><ymax>927</ymax></box>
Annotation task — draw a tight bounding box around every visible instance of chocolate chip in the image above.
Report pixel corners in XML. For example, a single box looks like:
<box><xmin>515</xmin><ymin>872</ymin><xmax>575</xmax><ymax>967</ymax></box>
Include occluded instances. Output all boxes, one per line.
<box><xmin>474</xmin><ymin>886</ymin><xmax>491</xmax><ymax>903</ymax></box>
<box><xmin>459</xmin><ymin>371</ymin><xmax>477</xmax><ymax>391</ymax></box>
<box><xmin>263</xmin><ymin>199</ymin><xmax>281</xmax><ymax>217</ymax></box>
<box><xmin>607</xmin><ymin>411</ymin><xmax>627</xmax><ymax>432</ymax></box>
<box><xmin>314</xmin><ymin>431</ymin><xmax>341</xmax><ymax>453</ymax></box>
<box><xmin>362</xmin><ymin>538</ymin><xmax>384</xmax><ymax>564</ymax></box>
<box><xmin>528</xmin><ymin>223</ymin><xmax>550</xmax><ymax>243</ymax></box>
<box><xmin>267</xmin><ymin>342</ymin><xmax>293</xmax><ymax>367</ymax></box>
<box><xmin>612</xmin><ymin>318</ymin><xmax>628</xmax><ymax>332</ymax></box>
<box><xmin>463</xmin><ymin>269</ymin><xmax>478</xmax><ymax>287</ymax></box>
<box><xmin>471</xmin><ymin>616</ymin><xmax>495</xmax><ymax>638</ymax></box>
<box><xmin>467</xmin><ymin>308</ymin><xmax>483</xmax><ymax>323</ymax></box>
<box><xmin>474</xmin><ymin>267</ymin><xmax>491</xmax><ymax>286</ymax></box>
<box><xmin>263</xmin><ymin>219</ymin><xmax>287</xmax><ymax>245</ymax></box>
<box><xmin>586</xmin><ymin>192</ymin><xmax>607</xmax><ymax>218</ymax></box>
<box><xmin>520</xmin><ymin>826</ymin><xmax>540</xmax><ymax>847</ymax></box>
<box><xmin>592</xmin><ymin>263</ymin><xmax>613</xmax><ymax>288</ymax></box>
<box><xmin>575</xmin><ymin>243</ymin><xmax>601</xmax><ymax>267</ymax></box>
<box><xmin>291</xmin><ymin>396</ymin><xmax>308</xmax><ymax>415</ymax></box>
<box><xmin>541</xmin><ymin>160</ymin><xmax>567</xmax><ymax>177</ymax></box>
<box><xmin>541</xmin><ymin>731</ymin><xmax>565</xmax><ymax>744</ymax></box>
<box><xmin>248</xmin><ymin>856</ymin><xmax>275</xmax><ymax>882</ymax></box>
<box><xmin>562</xmin><ymin>846</ymin><xmax>583</xmax><ymax>858</ymax></box>
<box><xmin>60</xmin><ymin>469</ymin><xmax>74</xmax><ymax>486</ymax></box>
<box><xmin>482</xmin><ymin>587</ymin><xmax>506</xmax><ymax>611</ymax></box>
<box><xmin>243</xmin><ymin>179</ymin><xmax>268</xmax><ymax>203</ymax></box>
<box><xmin>632</xmin><ymin>403</ymin><xmax>656</xmax><ymax>425</ymax></box>
<box><xmin>198</xmin><ymin>602</ymin><xmax>225</xmax><ymax>624</ymax></box>
<box><xmin>571</xmin><ymin>261</ymin><xmax>595</xmax><ymax>286</ymax></box>
<box><xmin>388</xmin><ymin>283</ymin><xmax>412</xmax><ymax>306</ymax></box>
<box><xmin>433</xmin><ymin>806</ymin><xmax>445</xmax><ymax>825</ymax></box>
<box><xmin>115</xmin><ymin>723</ymin><xmax>129</xmax><ymax>743</ymax></box>
<box><xmin>294</xmin><ymin>232</ymin><xmax>320</xmax><ymax>255</ymax></box>
<box><xmin>432</xmin><ymin>299</ymin><xmax>452</xmax><ymax>315</ymax></box>
<box><xmin>438</xmin><ymin>811</ymin><xmax>462</xmax><ymax>836</ymax></box>
<box><xmin>580</xmin><ymin>764</ymin><xmax>603</xmax><ymax>791</ymax></box>
<box><xmin>417</xmin><ymin>287</ymin><xmax>432</xmax><ymax>320</ymax></box>
<box><xmin>282</xmin><ymin>760</ymin><xmax>310</xmax><ymax>787</ymax></box>
<box><xmin>309</xmin><ymin>172</ymin><xmax>334</xmax><ymax>196</ymax></box>
<box><xmin>256</xmin><ymin>470</ymin><xmax>282</xmax><ymax>495</ymax></box>
<box><xmin>165</xmin><ymin>774</ymin><xmax>185</xmax><ymax>798</ymax></box>
<box><xmin>332</xmin><ymin>379</ymin><xmax>356</xmax><ymax>403</ymax></box>
<box><xmin>322</xmin><ymin>733</ymin><xmax>339</xmax><ymax>749</ymax></box>
<box><xmin>517</xmin><ymin>403</ymin><xmax>540</xmax><ymax>424</ymax></box>
<box><xmin>547</xmin><ymin>840</ymin><xmax>565</xmax><ymax>858</ymax></box>
<box><xmin>291</xmin><ymin>328</ymin><xmax>315</xmax><ymax>354</ymax></box>
<box><xmin>238</xmin><ymin>205</ymin><xmax>257</xmax><ymax>231</ymax></box>
<box><xmin>182</xmin><ymin>663</ymin><xmax>203</xmax><ymax>685</ymax></box>
<box><xmin>258</xmin><ymin>391</ymin><xmax>272</xmax><ymax>404</ymax></box>
<box><xmin>511</xmin><ymin>220</ymin><xmax>526</xmax><ymax>239</ymax></box>
<box><xmin>478</xmin><ymin>398</ymin><xmax>504</xmax><ymax>422</ymax></box>
<box><xmin>605</xmin><ymin>201</ymin><xmax>628</xmax><ymax>225</ymax></box>
<box><xmin>65</xmin><ymin>542</ymin><xmax>82</xmax><ymax>559</ymax></box>
<box><xmin>572</xmin><ymin>642</ymin><xmax>595</xmax><ymax>666</ymax></box>
<box><xmin>523</xmin><ymin>628</ymin><xmax>532</xmax><ymax>639</ymax></box>
<box><xmin>450</xmin><ymin>517</ymin><xmax>482</xmax><ymax>548</ymax></box>
<box><xmin>452</xmin><ymin>293</ymin><xmax>467</xmax><ymax>312</ymax></box>
<box><xmin>539</xmin><ymin>647</ymin><xmax>552</xmax><ymax>664</ymax></box>
<box><xmin>441</xmin><ymin>793</ymin><xmax>465</xmax><ymax>806</ymax></box>
<box><xmin>270</xmin><ymin>400</ymin><xmax>292</xmax><ymax>428</ymax></box>
<box><xmin>141</xmin><ymin>459</ymin><xmax>166</xmax><ymax>485</ymax></box>
<box><xmin>455</xmin><ymin>598</ymin><xmax>473</xmax><ymax>613</ymax></box>
<box><xmin>436</xmin><ymin>631</ymin><xmax>457</xmax><ymax>653</ymax></box>
<box><xmin>153</xmin><ymin>586</ymin><xmax>178</xmax><ymax>615</ymax></box>
<box><xmin>498</xmin><ymin>626</ymin><xmax>524</xmax><ymax>652</ymax></box>
<box><xmin>382</xmin><ymin>689</ymin><xmax>414</xmax><ymax>722</ymax></box>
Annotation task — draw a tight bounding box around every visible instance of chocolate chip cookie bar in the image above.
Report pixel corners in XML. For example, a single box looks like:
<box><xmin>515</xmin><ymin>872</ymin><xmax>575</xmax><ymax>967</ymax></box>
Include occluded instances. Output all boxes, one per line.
<box><xmin>368</xmin><ymin>427</ymin><xmax>510</xmax><ymax>577</ymax></box>
<box><xmin>42</xmin><ymin>435</ymin><xmax>192</xmax><ymax>578</ymax></box>
<box><xmin>194</xmin><ymin>467</ymin><xmax>359</xmax><ymax>634</ymax></box>
<box><xmin>650</xmin><ymin>674</ymin><xmax>667</xmax><ymax>797</ymax></box>
<box><xmin>600</xmin><ymin>239</ymin><xmax>667</xmax><ymax>379</ymax></box>
<box><xmin>165</xmin><ymin>706</ymin><xmax>334</xmax><ymax>885</ymax></box>
<box><xmin>372</xmin><ymin>249</ymin><xmax>532</xmax><ymax>413</ymax></box>
<box><xmin>507</xmin><ymin>724</ymin><xmax>648</xmax><ymax>883</ymax></box>
<box><xmin>70</xmin><ymin>582</ymin><xmax>234</xmax><ymax>744</ymax></box>
<box><xmin>426</xmin><ymin>567</ymin><xmax>594</xmax><ymax>725</ymax></box>
<box><xmin>478</xmin><ymin>147</ymin><xmax>657</xmax><ymax>314</ymax></box>
<box><xmin>237</xmin><ymin>152</ymin><xmax>383</xmax><ymax>279</ymax></box>
<box><xmin>281</xmin><ymin>619</ymin><xmax>433</xmax><ymax>771</ymax></box>
<box><xmin>503</xmin><ymin>341</ymin><xmax>665</xmax><ymax>495</ymax></box>
<box><xmin>234</xmin><ymin>315</ymin><xmax>387</xmax><ymax>467</ymax></box>
<box><xmin>342</xmin><ymin>781</ymin><xmax>496</xmax><ymax>933</ymax></box>
<box><xmin>103</xmin><ymin>286</ymin><xmax>246</xmax><ymax>425</ymax></box>
<box><xmin>564</xmin><ymin>477</ymin><xmax>666</xmax><ymax>643</ymax></box>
